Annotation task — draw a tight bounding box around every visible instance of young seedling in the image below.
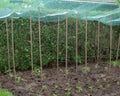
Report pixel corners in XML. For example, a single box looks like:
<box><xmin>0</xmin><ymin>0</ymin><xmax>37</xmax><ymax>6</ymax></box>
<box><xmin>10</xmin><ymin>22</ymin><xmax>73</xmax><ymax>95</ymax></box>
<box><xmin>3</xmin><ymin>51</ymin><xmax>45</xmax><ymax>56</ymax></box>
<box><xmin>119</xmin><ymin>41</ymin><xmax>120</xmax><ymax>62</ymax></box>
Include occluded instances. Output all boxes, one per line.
<box><xmin>33</xmin><ymin>67</ymin><xmax>41</xmax><ymax>78</ymax></box>
<box><xmin>76</xmin><ymin>85</ymin><xmax>82</xmax><ymax>93</ymax></box>
<box><xmin>82</xmin><ymin>67</ymin><xmax>90</xmax><ymax>75</ymax></box>
<box><xmin>117</xmin><ymin>81</ymin><xmax>120</xmax><ymax>85</ymax></box>
<box><xmin>98</xmin><ymin>84</ymin><xmax>104</xmax><ymax>89</ymax></box>
<box><xmin>64</xmin><ymin>69</ymin><xmax>69</xmax><ymax>75</ymax></box>
<box><xmin>52</xmin><ymin>93</ymin><xmax>58</xmax><ymax>96</ymax></box>
<box><xmin>29</xmin><ymin>87</ymin><xmax>33</xmax><ymax>93</ymax></box>
<box><xmin>95</xmin><ymin>63</ymin><xmax>99</xmax><ymax>69</ymax></box>
<box><xmin>104</xmin><ymin>66</ymin><xmax>108</xmax><ymax>72</ymax></box>
<box><xmin>76</xmin><ymin>81</ymin><xmax>83</xmax><ymax>93</ymax></box>
<box><xmin>88</xmin><ymin>86</ymin><xmax>93</xmax><ymax>91</ymax></box>
<box><xmin>54</xmin><ymin>84</ymin><xmax>60</xmax><ymax>89</ymax></box>
<box><xmin>42</xmin><ymin>85</ymin><xmax>48</xmax><ymax>91</ymax></box>
<box><xmin>37</xmin><ymin>94</ymin><xmax>43</xmax><ymax>96</ymax></box>
<box><xmin>65</xmin><ymin>82</ymin><xmax>72</xmax><ymax>96</ymax></box>
<box><xmin>16</xmin><ymin>76</ymin><xmax>25</xmax><ymax>84</ymax></box>
<box><xmin>9</xmin><ymin>72</ymin><xmax>14</xmax><ymax>78</ymax></box>
<box><xmin>106</xmin><ymin>84</ymin><xmax>111</xmax><ymax>88</ymax></box>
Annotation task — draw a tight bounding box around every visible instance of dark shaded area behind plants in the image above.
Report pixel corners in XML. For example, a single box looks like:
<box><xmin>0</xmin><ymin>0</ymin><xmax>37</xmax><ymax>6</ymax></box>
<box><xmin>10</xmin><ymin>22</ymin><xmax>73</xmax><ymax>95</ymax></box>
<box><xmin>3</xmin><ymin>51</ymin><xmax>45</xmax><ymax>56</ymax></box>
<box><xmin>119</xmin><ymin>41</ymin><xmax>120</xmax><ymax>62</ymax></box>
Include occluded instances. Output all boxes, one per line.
<box><xmin>0</xmin><ymin>18</ymin><xmax>119</xmax><ymax>72</ymax></box>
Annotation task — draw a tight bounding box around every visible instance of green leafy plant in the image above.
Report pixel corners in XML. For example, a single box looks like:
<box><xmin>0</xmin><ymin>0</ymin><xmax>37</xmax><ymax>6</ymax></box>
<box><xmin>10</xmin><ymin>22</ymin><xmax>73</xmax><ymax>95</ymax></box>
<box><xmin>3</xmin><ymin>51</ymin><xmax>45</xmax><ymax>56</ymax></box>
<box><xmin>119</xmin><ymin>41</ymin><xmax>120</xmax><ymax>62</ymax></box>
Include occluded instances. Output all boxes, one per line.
<box><xmin>0</xmin><ymin>19</ymin><xmax>119</xmax><ymax>72</ymax></box>
<box><xmin>0</xmin><ymin>88</ymin><xmax>13</xmax><ymax>96</ymax></box>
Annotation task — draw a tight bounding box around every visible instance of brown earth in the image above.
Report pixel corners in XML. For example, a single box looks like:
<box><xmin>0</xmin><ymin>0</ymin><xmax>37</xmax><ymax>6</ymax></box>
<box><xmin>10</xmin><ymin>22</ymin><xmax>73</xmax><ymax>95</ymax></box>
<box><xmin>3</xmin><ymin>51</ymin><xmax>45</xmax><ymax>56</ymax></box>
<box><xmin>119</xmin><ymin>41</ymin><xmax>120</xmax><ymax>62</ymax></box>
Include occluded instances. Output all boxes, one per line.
<box><xmin>0</xmin><ymin>63</ymin><xmax>120</xmax><ymax>96</ymax></box>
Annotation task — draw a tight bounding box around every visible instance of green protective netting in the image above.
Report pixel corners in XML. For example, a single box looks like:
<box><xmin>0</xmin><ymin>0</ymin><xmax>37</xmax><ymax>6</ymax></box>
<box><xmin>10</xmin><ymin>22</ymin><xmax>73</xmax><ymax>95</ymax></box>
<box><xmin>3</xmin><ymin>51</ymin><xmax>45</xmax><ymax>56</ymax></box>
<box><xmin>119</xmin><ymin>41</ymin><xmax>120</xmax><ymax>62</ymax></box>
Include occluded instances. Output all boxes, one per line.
<box><xmin>0</xmin><ymin>0</ymin><xmax>120</xmax><ymax>26</ymax></box>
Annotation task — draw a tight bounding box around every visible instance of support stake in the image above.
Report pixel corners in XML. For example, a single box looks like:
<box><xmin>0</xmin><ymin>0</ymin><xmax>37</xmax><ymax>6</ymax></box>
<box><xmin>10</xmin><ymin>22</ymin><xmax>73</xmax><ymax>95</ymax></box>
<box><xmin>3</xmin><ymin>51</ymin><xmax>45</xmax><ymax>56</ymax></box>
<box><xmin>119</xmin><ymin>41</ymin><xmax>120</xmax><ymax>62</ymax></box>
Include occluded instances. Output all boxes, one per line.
<box><xmin>109</xmin><ymin>17</ymin><xmax>113</xmax><ymax>72</ymax></box>
<box><xmin>85</xmin><ymin>12</ymin><xmax>88</xmax><ymax>66</ymax></box>
<box><xmin>116</xmin><ymin>34</ymin><xmax>120</xmax><ymax>62</ymax></box>
<box><xmin>76</xmin><ymin>13</ymin><xmax>78</xmax><ymax>72</ymax></box>
<box><xmin>38</xmin><ymin>7</ymin><xmax>42</xmax><ymax>76</ymax></box>
<box><xmin>97</xmin><ymin>21</ymin><xmax>100</xmax><ymax>65</ymax></box>
<box><xmin>66</xmin><ymin>13</ymin><xmax>68</xmax><ymax>71</ymax></box>
<box><xmin>57</xmin><ymin>16</ymin><xmax>60</xmax><ymax>72</ymax></box>
<box><xmin>30</xmin><ymin>11</ymin><xmax>33</xmax><ymax>73</ymax></box>
<box><xmin>6</xmin><ymin>19</ymin><xmax>10</xmax><ymax>71</ymax></box>
<box><xmin>11</xmin><ymin>18</ymin><xmax>16</xmax><ymax>82</ymax></box>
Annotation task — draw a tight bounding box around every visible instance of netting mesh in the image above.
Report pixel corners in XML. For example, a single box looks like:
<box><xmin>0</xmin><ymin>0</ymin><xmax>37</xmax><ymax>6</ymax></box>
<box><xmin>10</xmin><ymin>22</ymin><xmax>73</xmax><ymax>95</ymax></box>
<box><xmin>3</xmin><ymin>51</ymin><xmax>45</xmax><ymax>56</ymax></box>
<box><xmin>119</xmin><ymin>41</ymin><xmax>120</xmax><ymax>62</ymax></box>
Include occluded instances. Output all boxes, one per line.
<box><xmin>0</xmin><ymin>0</ymin><xmax>120</xmax><ymax>25</ymax></box>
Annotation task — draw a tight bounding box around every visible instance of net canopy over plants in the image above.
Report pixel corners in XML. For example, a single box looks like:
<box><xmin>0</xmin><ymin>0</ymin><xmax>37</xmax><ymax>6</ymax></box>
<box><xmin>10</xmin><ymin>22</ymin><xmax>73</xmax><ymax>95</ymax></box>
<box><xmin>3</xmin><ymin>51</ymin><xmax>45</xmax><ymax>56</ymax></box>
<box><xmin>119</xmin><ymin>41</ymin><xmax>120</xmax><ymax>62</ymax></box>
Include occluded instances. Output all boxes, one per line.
<box><xmin>0</xmin><ymin>0</ymin><xmax>120</xmax><ymax>25</ymax></box>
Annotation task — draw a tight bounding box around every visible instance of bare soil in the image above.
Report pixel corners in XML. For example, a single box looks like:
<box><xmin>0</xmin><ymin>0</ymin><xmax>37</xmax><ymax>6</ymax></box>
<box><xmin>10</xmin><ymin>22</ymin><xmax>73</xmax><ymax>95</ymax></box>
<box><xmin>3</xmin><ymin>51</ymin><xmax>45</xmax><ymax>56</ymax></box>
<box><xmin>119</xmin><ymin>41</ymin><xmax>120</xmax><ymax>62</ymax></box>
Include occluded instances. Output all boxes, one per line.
<box><xmin>0</xmin><ymin>63</ymin><xmax>120</xmax><ymax>96</ymax></box>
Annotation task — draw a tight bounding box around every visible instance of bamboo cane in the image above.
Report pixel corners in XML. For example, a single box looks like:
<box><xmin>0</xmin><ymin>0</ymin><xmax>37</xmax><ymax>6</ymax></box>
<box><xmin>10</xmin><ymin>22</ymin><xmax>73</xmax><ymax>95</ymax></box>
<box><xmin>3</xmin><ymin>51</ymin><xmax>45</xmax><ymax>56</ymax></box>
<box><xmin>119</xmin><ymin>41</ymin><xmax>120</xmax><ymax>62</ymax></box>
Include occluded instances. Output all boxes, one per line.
<box><xmin>57</xmin><ymin>16</ymin><xmax>60</xmax><ymax>72</ymax></box>
<box><xmin>30</xmin><ymin>11</ymin><xmax>33</xmax><ymax>73</ymax></box>
<box><xmin>5</xmin><ymin>19</ymin><xmax>10</xmax><ymax>71</ymax></box>
<box><xmin>76</xmin><ymin>13</ymin><xmax>78</xmax><ymax>72</ymax></box>
<box><xmin>85</xmin><ymin>12</ymin><xmax>88</xmax><ymax>66</ymax></box>
<box><xmin>38</xmin><ymin>7</ymin><xmax>43</xmax><ymax>76</ymax></box>
<box><xmin>66</xmin><ymin>13</ymin><xmax>68</xmax><ymax>71</ymax></box>
<box><xmin>116</xmin><ymin>34</ymin><xmax>120</xmax><ymax>62</ymax></box>
<box><xmin>11</xmin><ymin>18</ymin><xmax>16</xmax><ymax>81</ymax></box>
<box><xmin>109</xmin><ymin>17</ymin><xmax>113</xmax><ymax>72</ymax></box>
<box><xmin>97</xmin><ymin>21</ymin><xmax>100</xmax><ymax>65</ymax></box>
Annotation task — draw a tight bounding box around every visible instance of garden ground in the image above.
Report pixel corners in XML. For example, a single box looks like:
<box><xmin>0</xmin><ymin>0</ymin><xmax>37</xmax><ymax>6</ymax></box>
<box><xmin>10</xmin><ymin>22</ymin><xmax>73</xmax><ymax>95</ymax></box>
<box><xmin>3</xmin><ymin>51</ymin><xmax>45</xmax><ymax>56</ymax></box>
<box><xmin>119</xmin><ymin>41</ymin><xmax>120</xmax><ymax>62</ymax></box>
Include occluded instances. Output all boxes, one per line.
<box><xmin>0</xmin><ymin>63</ymin><xmax>120</xmax><ymax>96</ymax></box>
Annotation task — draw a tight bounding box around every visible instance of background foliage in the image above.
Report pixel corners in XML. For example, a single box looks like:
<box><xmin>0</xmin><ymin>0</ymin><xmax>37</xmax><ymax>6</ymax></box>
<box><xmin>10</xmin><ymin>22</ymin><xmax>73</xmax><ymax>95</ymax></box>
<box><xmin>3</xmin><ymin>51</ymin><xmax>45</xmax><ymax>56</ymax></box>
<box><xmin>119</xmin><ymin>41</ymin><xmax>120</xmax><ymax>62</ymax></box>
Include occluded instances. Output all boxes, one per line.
<box><xmin>0</xmin><ymin>18</ymin><xmax>119</xmax><ymax>72</ymax></box>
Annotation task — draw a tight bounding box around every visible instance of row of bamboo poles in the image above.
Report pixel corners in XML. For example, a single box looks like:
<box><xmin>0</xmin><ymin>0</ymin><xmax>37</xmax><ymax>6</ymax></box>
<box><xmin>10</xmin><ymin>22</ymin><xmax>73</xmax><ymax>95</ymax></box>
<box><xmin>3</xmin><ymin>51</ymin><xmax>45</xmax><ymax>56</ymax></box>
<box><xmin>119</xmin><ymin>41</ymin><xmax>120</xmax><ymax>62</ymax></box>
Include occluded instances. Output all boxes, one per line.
<box><xmin>5</xmin><ymin>8</ymin><xmax>120</xmax><ymax>81</ymax></box>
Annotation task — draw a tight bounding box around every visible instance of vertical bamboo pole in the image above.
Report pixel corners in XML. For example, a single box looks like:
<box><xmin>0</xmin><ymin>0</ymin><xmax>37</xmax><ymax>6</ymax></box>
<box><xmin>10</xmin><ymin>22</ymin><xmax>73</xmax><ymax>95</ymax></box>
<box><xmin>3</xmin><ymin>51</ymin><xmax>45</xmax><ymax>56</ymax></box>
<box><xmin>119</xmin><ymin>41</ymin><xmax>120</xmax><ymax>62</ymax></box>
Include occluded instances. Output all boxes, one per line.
<box><xmin>76</xmin><ymin>13</ymin><xmax>78</xmax><ymax>72</ymax></box>
<box><xmin>85</xmin><ymin>12</ymin><xmax>88</xmax><ymax>66</ymax></box>
<box><xmin>109</xmin><ymin>17</ymin><xmax>113</xmax><ymax>72</ymax></box>
<box><xmin>30</xmin><ymin>11</ymin><xmax>33</xmax><ymax>73</ymax></box>
<box><xmin>116</xmin><ymin>34</ymin><xmax>120</xmax><ymax>62</ymax></box>
<box><xmin>38</xmin><ymin>7</ymin><xmax>42</xmax><ymax>76</ymax></box>
<box><xmin>5</xmin><ymin>19</ymin><xmax>10</xmax><ymax>71</ymax></box>
<box><xmin>57</xmin><ymin>16</ymin><xmax>60</xmax><ymax>71</ymax></box>
<box><xmin>97</xmin><ymin>21</ymin><xmax>100</xmax><ymax>64</ymax></box>
<box><xmin>11</xmin><ymin>18</ymin><xmax>16</xmax><ymax>81</ymax></box>
<box><xmin>66</xmin><ymin>13</ymin><xmax>68</xmax><ymax>71</ymax></box>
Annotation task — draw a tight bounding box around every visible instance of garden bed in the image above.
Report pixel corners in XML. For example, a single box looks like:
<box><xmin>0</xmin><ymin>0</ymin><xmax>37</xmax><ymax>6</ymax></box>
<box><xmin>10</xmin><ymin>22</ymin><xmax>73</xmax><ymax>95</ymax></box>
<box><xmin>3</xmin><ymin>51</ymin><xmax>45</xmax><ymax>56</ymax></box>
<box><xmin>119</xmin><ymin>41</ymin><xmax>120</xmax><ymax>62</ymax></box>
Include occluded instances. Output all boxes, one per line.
<box><xmin>0</xmin><ymin>63</ymin><xmax>120</xmax><ymax>96</ymax></box>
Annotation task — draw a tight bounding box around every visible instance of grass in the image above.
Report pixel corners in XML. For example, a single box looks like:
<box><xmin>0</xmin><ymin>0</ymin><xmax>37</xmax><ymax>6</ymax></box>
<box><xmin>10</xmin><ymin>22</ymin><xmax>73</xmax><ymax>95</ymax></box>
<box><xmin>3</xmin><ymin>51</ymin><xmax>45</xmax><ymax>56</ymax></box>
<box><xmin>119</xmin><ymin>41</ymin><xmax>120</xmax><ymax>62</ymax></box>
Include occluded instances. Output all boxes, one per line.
<box><xmin>0</xmin><ymin>88</ymin><xmax>13</xmax><ymax>96</ymax></box>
